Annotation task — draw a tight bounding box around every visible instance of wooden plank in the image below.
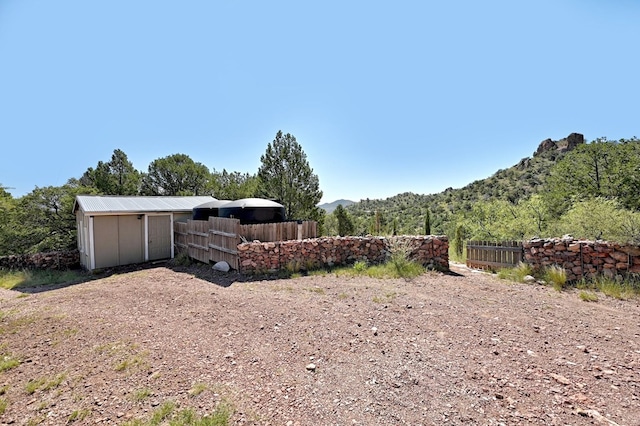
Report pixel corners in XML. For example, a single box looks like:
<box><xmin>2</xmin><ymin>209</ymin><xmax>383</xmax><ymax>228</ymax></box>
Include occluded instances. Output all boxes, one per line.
<box><xmin>188</xmin><ymin>231</ymin><xmax>209</xmax><ymax>237</ymax></box>
<box><xmin>466</xmin><ymin>245</ymin><xmax>523</xmax><ymax>253</ymax></box>
<box><xmin>210</xmin><ymin>229</ymin><xmax>238</xmax><ymax>238</ymax></box>
<box><xmin>188</xmin><ymin>243</ymin><xmax>209</xmax><ymax>251</ymax></box>
<box><xmin>208</xmin><ymin>243</ymin><xmax>238</xmax><ymax>255</ymax></box>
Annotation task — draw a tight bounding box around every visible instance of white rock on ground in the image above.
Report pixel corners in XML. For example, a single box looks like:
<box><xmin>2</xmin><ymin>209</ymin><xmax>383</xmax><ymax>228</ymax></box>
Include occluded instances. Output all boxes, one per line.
<box><xmin>213</xmin><ymin>261</ymin><xmax>230</xmax><ymax>272</ymax></box>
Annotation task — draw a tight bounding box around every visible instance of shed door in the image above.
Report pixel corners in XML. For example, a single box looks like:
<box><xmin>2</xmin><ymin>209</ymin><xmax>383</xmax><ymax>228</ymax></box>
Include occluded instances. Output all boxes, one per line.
<box><xmin>118</xmin><ymin>215</ymin><xmax>144</xmax><ymax>265</ymax></box>
<box><xmin>93</xmin><ymin>216</ymin><xmax>119</xmax><ymax>269</ymax></box>
<box><xmin>93</xmin><ymin>215</ymin><xmax>144</xmax><ymax>269</ymax></box>
<box><xmin>148</xmin><ymin>215</ymin><xmax>171</xmax><ymax>261</ymax></box>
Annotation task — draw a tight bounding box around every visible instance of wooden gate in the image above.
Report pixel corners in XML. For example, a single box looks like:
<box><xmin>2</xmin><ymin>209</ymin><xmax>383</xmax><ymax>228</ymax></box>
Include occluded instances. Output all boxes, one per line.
<box><xmin>207</xmin><ymin>217</ymin><xmax>240</xmax><ymax>270</ymax></box>
<box><xmin>466</xmin><ymin>240</ymin><xmax>523</xmax><ymax>271</ymax></box>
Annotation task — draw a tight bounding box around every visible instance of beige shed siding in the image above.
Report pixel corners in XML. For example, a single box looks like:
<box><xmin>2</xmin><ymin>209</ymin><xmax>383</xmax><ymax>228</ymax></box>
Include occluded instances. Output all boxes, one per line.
<box><xmin>117</xmin><ymin>215</ymin><xmax>144</xmax><ymax>266</ymax></box>
<box><xmin>93</xmin><ymin>216</ymin><xmax>120</xmax><ymax>269</ymax></box>
<box><xmin>148</xmin><ymin>215</ymin><xmax>172</xmax><ymax>261</ymax></box>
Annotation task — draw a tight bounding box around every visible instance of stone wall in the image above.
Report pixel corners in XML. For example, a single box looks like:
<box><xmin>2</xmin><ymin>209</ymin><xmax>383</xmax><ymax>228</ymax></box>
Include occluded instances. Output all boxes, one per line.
<box><xmin>237</xmin><ymin>236</ymin><xmax>449</xmax><ymax>274</ymax></box>
<box><xmin>523</xmin><ymin>237</ymin><xmax>640</xmax><ymax>281</ymax></box>
<box><xmin>0</xmin><ymin>250</ymin><xmax>81</xmax><ymax>270</ymax></box>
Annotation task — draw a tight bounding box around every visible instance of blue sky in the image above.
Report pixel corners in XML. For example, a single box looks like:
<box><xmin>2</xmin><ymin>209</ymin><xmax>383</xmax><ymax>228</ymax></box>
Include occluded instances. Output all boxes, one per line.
<box><xmin>1</xmin><ymin>1</ymin><xmax>638</xmax><ymax>203</ymax></box>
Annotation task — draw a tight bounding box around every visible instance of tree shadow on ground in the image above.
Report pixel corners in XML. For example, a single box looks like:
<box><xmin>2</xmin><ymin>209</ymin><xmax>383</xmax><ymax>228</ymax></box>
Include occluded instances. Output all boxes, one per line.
<box><xmin>6</xmin><ymin>259</ymin><xmax>465</xmax><ymax>294</ymax></box>
<box><xmin>5</xmin><ymin>259</ymin><xmax>285</xmax><ymax>294</ymax></box>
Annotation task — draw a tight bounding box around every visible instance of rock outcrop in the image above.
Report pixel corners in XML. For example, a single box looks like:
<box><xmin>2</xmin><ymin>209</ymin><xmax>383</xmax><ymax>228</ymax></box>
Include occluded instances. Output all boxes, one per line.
<box><xmin>534</xmin><ymin>133</ymin><xmax>584</xmax><ymax>156</ymax></box>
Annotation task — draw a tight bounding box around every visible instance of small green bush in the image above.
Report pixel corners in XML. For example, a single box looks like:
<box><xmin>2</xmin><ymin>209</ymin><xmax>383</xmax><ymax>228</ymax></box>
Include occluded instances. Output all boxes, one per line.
<box><xmin>353</xmin><ymin>261</ymin><xmax>368</xmax><ymax>273</ymax></box>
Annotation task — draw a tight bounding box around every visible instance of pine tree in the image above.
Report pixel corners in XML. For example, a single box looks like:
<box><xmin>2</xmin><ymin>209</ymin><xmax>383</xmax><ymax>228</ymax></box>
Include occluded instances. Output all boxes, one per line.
<box><xmin>425</xmin><ymin>210</ymin><xmax>431</xmax><ymax>235</ymax></box>
<box><xmin>258</xmin><ymin>131</ymin><xmax>323</xmax><ymax>221</ymax></box>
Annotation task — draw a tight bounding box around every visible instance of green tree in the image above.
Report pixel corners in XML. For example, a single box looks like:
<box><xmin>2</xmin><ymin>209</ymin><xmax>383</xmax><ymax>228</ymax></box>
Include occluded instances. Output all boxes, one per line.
<box><xmin>141</xmin><ymin>154</ymin><xmax>210</xmax><ymax>196</ymax></box>
<box><xmin>552</xmin><ymin>198</ymin><xmax>640</xmax><ymax>243</ymax></box>
<box><xmin>545</xmin><ymin>138</ymin><xmax>640</xmax><ymax>215</ymax></box>
<box><xmin>12</xmin><ymin>183</ymin><xmax>98</xmax><ymax>253</ymax></box>
<box><xmin>211</xmin><ymin>169</ymin><xmax>259</xmax><ymax>200</ymax></box>
<box><xmin>334</xmin><ymin>204</ymin><xmax>355</xmax><ymax>236</ymax></box>
<box><xmin>0</xmin><ymin>185</ymin><xmax>16</xmax><ymax>255</ymax></box>
<box><xmin>257</xmin><ymin>131</ymin><xmax>323</xmax><ymax>221</ymax></box>
<box><xmin>424</xmin><ymin>209</ymin><xmax>431</xmax><ymax>235</ymax></box>
<box><xmin>80</xmin><ymin>149</ymin><xmax>141</xmax><ymax>195</ymax></box>
<box><xmin>454</xmin><ymin>224</ymin><xmax>465</xmax><ymax>258</ymax></box>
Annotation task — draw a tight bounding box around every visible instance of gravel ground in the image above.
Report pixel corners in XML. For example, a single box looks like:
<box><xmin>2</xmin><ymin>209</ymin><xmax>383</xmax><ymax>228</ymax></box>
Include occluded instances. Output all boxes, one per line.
<box><xmin>0</xmin><ymin>263</ymin><xmax>639</xmax><ymax>425</ymax></box>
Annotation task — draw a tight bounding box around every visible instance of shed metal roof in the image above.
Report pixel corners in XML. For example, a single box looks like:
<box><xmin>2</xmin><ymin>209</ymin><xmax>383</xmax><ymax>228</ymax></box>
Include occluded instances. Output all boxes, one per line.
<box><xmin>73</xmin><ymin>195</ymin><xmax>216</xmax><ymax>214</ymax></box>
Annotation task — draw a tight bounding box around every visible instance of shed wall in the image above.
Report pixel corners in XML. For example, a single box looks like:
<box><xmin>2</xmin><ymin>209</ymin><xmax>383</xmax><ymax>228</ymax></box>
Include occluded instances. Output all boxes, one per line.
<box><xmin>94</xmin><ymin>216</ymin><xmax>120</xmax><ymax>269</ymax></box>
<box><xmin>92</xmin><ymin>215</ymin><xmax>144</xmax><ymax>269</ymax></box>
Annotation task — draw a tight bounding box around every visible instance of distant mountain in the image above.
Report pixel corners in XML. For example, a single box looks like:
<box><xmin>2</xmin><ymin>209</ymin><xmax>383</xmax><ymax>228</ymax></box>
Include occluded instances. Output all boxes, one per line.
<box><xmin>319</xmin><ymin>199</ymin><xmax>355</xmax><ymax>213</ymax></box>
<box><xmin>345</xmin><ymin>133</ymin><xmax>585</xmax><ymax>235</ymax></box>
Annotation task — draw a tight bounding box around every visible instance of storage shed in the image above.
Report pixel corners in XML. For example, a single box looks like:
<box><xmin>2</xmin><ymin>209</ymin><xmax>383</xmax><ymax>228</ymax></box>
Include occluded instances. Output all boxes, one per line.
<box><xmin>73</xmin><ymin>195</ymin><xmax>215</xmax><ymax>271</ymax></box>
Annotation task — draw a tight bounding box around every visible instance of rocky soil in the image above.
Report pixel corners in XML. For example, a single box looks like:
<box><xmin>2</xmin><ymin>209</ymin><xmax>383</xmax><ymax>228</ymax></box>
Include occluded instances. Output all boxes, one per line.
<box><xmin>0</xmin><ymin>263</ymin><xmax>639</xmax><ymax>425</ymax></box>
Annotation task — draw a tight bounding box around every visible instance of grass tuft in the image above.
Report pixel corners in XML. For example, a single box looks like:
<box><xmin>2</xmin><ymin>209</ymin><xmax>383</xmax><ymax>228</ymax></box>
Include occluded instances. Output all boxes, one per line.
<box><xmin>0</xmin><ymin>397</ymin><xmax>7</xmax><ymax>415</ymax></box>
<box><xmin>122</xmin><ymin>399</ymin><xmax>232</xmax><ymax>426</ymax></box>
<box><xmin>497</xmin><ymin>263</ymin><xmax>532</xmax><ymax>283</ymax></box>
<box><xmin>544</xmin><ymin>265</ymin><xmax>567</xmax><ymax>291</ymax></box>
<box><xmin>576</xmin><ymin>274</ymin><xmax>640</xmax><ymax>300</ymax></box>
<box><xmin>579</xmin><ymin>291</ymin><xmax>599</xmax><ymax>302</ymax></box>
<box><xmin>25</xmin><ymin>373</ymin><xmax>66</xmax><ymax>394</ymax></box>
<box><xmin>188</xmin><ymin>382</ymin><xmax>208</xmax><ymax>397</ymax></box>
<box><xmin>133</xmin><ymin>388</ymin><xmax>152</xmax><ymax>402</ymax></box>
<box><xmin>0</xmin><ymin>344</ymin><xmax>20</xmax><ymax>372</ymax></box>
<box><xmin>67</xmin><ymin>409</ymin><xmax>91</xmax><ymax>423</ymax></box>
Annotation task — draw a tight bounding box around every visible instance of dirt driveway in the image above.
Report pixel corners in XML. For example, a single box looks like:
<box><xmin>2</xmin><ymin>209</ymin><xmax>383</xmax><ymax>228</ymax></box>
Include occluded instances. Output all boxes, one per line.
<box><xmin>0</xmin><ymin>264</ymin><xmax>639</xmax><ymax>425</ymax></box>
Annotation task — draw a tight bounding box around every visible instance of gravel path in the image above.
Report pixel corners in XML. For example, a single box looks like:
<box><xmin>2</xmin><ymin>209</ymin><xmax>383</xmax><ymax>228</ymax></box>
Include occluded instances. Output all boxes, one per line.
<box><xmin>0</xmin><ymin>264</ymin><xmax>639</xmax><ymax>425</ymax></box>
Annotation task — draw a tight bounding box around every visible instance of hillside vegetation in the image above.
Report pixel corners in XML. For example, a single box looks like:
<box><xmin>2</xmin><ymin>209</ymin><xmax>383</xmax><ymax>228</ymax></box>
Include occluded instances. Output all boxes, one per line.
<box><xmin>325</xmin><ymin>133</ymin><xmax>640</xmax><ymax>248</ymax></box>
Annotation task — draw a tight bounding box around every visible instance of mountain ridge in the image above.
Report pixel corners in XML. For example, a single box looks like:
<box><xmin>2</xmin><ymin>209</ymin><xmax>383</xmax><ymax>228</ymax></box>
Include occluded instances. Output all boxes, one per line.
<box><xmin>319</xmin><ymin>199</ymin><xmax>355</xmax><ymax>213</ymax></box>
<box><xmin>342</xmin><ymin>133</ymin><xmax>584</xmax><ymax>235</ymax></box>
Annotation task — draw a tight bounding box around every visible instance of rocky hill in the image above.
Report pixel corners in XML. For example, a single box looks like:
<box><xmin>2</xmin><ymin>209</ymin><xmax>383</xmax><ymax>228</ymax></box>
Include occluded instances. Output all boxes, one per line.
<box><xmin>345</xmin><ymin>133</ymin><xmax>584</xmax><ymax>235</ymax></box>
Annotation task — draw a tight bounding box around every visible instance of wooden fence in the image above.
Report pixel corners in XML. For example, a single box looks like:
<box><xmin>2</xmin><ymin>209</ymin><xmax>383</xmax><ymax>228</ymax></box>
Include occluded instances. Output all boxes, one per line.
<box><xmin>174</xmin><ymin>219</ymin><xmax>317</xmax><ymax>270</ymax></box>
<box><xmin>239</xmin><ymin>220</ymin><xmax>317</xmax><ymax>242</ymax></box>
<box><xmin>466</xmin><ymin>240</ymin><xmax>523</xmax><ymax>271</ymax></box>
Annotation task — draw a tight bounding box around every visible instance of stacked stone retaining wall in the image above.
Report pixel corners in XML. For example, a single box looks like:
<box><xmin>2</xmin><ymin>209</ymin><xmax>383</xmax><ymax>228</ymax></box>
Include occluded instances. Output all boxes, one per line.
<box><xmin>237</xmin><ymin>235</ymin><xmax>449</xmax><ymax>274</ymax></box>
<box><xmin>523</xmin><ymin>237</ymin><xmax>640</xmax><ymax>281</ymax></box>
<box><xmin>0</xmin><ymin>250</ymin><xmax>80</xmax><ymax>270</ymax></box>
